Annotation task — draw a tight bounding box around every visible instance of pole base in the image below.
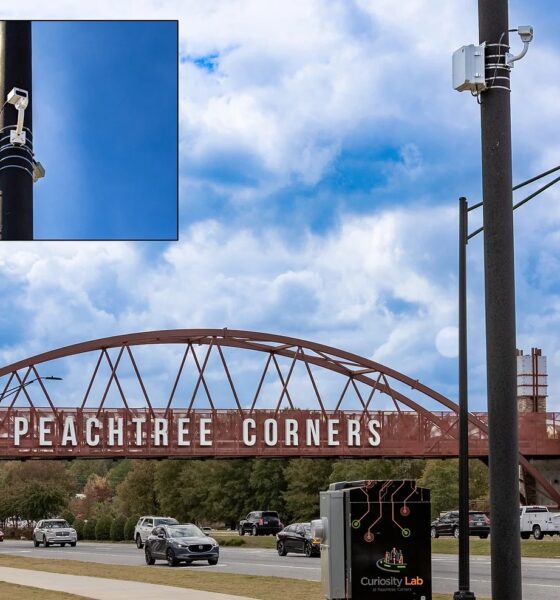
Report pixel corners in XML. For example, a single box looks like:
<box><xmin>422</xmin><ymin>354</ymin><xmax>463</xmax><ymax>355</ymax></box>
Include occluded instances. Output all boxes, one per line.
<box><xmin>453</xmin><ymin>592</ymin><xmax>476</xmax><ymax>600</ymax></box>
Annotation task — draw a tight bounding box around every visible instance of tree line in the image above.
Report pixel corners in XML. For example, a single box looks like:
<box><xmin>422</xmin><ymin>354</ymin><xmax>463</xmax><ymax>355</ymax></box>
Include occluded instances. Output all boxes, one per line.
<box><xmin>0</xmin><ymin>457</ymin><xmax>489</xmax><ymax>535</ymax></box>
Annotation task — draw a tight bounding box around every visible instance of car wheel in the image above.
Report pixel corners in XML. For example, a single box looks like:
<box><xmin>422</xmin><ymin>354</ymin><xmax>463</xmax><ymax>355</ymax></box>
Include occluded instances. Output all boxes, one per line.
<box><xmin>145</xmin><ymin>547</ymin><xmax>155</xmax><ymax>565</ymax></box>
<box><xmin>453</xmin><ymin>527</ymin><xmax>460</xmax><ymax>539</ymax></box>
<box><xmin>252</xmin><ymin>525</ymin><xmax>258</xmax><ymax>536</ymax></box>
<box><xmin>43</xmin><ymin>535</ymin><xmax>50</xmax><ymax>548</ymax></box>
<box><xmin>238</xmin><ymin>526</ymin><xmax>245</xmax><ymax>537</ymax></box>
<box><xmin>185</xmin><ymin>560</ymin><xmax>193</xmax><ymax>565</ymax></box>
<box><xmin>277</xmin><ymin>541</ymin><xmax>287</xmax><ymax>557</ymax></box>
<box><xmin>521</xmin><ymin>532</ymin><xmax>531</xmax><ymax>540</ymax></box>
<box><xmin>33</xmin><ymin>536</ymin><xmax>39</xmax><ymax>548</ymax></box>
<box><xmin>136</xmin><ymin>534</ymin><xmax>144</xmax><ymax>549</ymax></box>
<box><xmin>305</xmin><ymin>542</ymin><xmax>313</xmax><ymax>558</ymax></box>
<box><xmin>479</xmin><ymin>534</ymin><xmax>488</xmax><ymax>539</ymax></box>
<box><xmin>430</xmin><ymin>527</ymin><xmax>438</xmax><ymax>539</ymax></box>
<box><xmin>533</xmin><ymin>525</ymin><xmax>543</xmax><ymax>540</ymax></box>
<box><xmin>70</xmin><ymin>542</ymin><xmax>76</xmax><ymax>547</ymax></box>
<box><xmin>208</xmin><ymin>558</ymin><xmax>219</xmax><ymax>565</ymax></box>
<box><xmin>166</xmin><ymin>548</ymin><xmax>178</xmax><ymax>567</ymax></box>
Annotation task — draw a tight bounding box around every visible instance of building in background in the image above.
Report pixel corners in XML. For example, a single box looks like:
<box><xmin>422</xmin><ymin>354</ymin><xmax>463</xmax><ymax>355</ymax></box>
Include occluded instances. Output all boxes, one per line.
<box><xmin>516</xmin><ymin>348</ymin><xmax>560</xmax><ymax>506</ymax></box>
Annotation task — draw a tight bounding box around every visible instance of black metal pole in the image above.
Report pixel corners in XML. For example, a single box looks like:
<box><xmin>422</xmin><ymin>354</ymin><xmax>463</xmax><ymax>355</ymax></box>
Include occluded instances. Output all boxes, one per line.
<box><xmin>0</xmin><ymin>20</ymin><xmax>33</xmax><ymax>240</ymax></box>
<box><xmin>478</xmin><ymin>2</ymin><xmax>521</xmax><ymax>599</ymax></box>
<box><xmin>454</xmin><ymin>197</ymin><xmax>475</xmax><ymax>600</ymax></box>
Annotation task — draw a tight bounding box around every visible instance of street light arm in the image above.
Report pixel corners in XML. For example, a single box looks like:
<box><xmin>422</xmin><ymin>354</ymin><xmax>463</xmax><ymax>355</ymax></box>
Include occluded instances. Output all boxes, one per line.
<box><xmin>512</xmin><ymin>175</ymin><xmax>560</xmax><ymax>210</ymax></box>
<box><xmin>513</xmin><ymin>164</ymin><xmax>560</xmax><ymax>191</ymax></box>
<box><xmin>0</xmin><ymin>375</ymin><xmax>62</xmax><ymax>403</ymax></box>
<box><xmin>467</xmin><ymin>173</ymin><xmax>560</xmax><ymax>240</ymax></box>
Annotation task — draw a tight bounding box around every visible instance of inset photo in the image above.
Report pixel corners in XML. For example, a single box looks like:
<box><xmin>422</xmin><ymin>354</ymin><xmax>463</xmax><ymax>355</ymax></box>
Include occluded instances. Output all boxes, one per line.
<box><xmin>0</xmin><ymin>20</ymin><xmax>178</xmax><ymax>240</ymax></box>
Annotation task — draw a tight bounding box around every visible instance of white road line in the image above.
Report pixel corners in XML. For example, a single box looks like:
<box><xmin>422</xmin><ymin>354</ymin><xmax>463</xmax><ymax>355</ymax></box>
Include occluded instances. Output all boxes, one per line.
<box><xmin>224</xmin><ymin>561</ymin><xmax>319</xmax><ymax>571</ymax></box>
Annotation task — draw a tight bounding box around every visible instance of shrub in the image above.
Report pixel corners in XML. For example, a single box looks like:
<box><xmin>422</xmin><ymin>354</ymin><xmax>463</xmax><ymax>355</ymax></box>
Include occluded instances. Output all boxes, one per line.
<box><xmin>83</xmin><ymin>518</ymin><xmax>97</xmax><ymax>540</ymax></box>
<box><xmin>73</xmin><ymin>519</ymin><xmax>85</xmax><ymax>541</ymax></box>
<box><xmin>124</xmin><ymin>515</ymin><xmax>139</xmax><ymax>542</ymax></box>
<box><xmin>59</xmin><ymin>509</ymin><xmax>75</xmax><ymax>525</ymax></box>
<box><xmin>95</xmin><ymin>515</ymin><xmax>112</xmax><ymax>541</ymax></box>
<box><xmin>110</xmin><ymin>515</ymin><xmax>126</xmax><ymax>542</ymax></box>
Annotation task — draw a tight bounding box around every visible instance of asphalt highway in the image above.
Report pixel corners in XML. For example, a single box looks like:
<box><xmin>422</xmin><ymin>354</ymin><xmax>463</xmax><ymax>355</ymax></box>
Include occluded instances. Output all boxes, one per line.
<box><xmin>1</xmin><ymin>540</ymin><xmax>559</xmax><ymax>599</ymax></box>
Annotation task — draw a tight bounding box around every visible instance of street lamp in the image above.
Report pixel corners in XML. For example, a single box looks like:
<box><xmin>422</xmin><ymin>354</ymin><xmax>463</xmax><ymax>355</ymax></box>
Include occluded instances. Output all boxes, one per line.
<box><xmin>454</xmin><ymin>164</ymin><xmax>560</xmax><ymax>600</ymax></box>
<box><xmin>0</xmin><ymin>375</ymin><xmax>63</xmax><ymax>401</ymax></box>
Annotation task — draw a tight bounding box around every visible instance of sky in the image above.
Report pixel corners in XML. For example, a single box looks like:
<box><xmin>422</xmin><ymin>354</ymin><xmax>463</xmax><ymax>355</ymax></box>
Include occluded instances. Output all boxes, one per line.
<box><xmin>31</xmin><ymin>20</ymin><xmax>178</xmax><ymax>239</ymax></box>
<box><xmin>0</xmin><ymin>0</ymin><xmax>560</xmax><ymax>412</ymax></box>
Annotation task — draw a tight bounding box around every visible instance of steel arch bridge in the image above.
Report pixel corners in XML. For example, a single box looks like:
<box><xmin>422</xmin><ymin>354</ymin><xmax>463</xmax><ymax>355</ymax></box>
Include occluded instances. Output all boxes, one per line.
<box><xmin>0</xmin><ymin>329</ymin><xmax>558</xmax><ymax>504</ymax></box>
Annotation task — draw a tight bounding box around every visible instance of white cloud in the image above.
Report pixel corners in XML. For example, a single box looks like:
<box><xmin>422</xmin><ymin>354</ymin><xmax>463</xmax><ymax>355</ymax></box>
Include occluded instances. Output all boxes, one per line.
<box><xmin>0</xmin><ymin>205</ymin><xmax>461</xmax><ymax>409</ymax></box>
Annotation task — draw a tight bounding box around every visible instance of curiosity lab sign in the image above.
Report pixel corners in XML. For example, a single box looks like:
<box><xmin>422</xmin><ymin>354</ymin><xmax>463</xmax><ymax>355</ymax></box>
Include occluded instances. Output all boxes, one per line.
<box><xmin>0</xmin><ymin>410</ymin><xmax>382</xmax><ymax>455</ymax></box>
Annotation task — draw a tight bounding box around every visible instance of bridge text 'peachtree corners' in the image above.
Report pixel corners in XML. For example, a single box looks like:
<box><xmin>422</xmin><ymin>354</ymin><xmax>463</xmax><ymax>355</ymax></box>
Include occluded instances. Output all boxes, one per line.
<box><xmin>1</xmin><ymin>410</ymin><xmax>382</xmax><ymax>450</ymax></box>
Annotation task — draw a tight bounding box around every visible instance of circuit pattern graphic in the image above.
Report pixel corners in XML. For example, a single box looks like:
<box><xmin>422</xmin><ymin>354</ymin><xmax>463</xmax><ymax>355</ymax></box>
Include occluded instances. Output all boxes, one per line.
<box><xmin>350</xmin><ymin>480</ymin><xmax>429</xmax><ymax>543</ymax></box>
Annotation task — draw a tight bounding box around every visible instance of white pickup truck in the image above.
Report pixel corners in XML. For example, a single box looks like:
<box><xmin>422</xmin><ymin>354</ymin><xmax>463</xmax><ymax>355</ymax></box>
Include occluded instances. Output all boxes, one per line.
<box><xmin>520</xmin><ymin>506</ymin><xmax>560</xmax><ymax>539</ymax></box>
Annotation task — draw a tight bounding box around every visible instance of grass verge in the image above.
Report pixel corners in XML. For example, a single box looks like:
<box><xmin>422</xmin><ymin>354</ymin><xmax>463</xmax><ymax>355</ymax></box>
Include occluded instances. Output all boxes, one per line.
<box><xmin>213</xmin><ymin>532</ymin><xmax>560</xmax><ymax>558</ymax></box>
<box><xmin>432</xmin><ymin>537</ymin><xmax>560</xmax><ymax>558</ymax></box>
<box><xmin>0</xmin><ymin>555</ymin><xmax>478</xmax><ymax>600</ymax></box>
<box><xmin>0</xmin><ymin>582</ymin><xmax>89</xmax><ymax>599</ymax></box>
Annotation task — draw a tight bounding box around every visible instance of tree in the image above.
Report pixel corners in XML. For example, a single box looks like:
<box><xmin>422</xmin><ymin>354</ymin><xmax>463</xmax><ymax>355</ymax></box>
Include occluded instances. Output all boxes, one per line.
<box><xmin>154</xmin><ymin>460</ymin><xmax>189</xmax><ymax>520</ymax></box>
<box><xmin>419</xmin><ymin>459</ymin><xmax>490</xmax><ymax>518</ymax></box>
<box><xmin>110</xmin><ymin>515</ymin><xmax>127</xmax><ymax>541</ymax></box>
<box><xmin>106</xmin><ymin>460</ymin><xmax>133</xmax><ymax>491</ymax></box>
<box><xmin>420</xmin><ymin>460</ymin><xmax>460</xmax><ymax>518</ymax></box>
<box><xmin>73</xmin><ymin>519</ymin><xmax>85</xmax><ymax>540</ymax></box>
<box><xmin>95</xmin><ymin>515</ymin><xmax>113</xmax><ymax>541</ymax></box>
<box><xmin>67</xmin><ymin>460</ymin><xmax>109</xmax><ymax>494</ymax></box>
<box><xmin>116</xmin><ymin>461</ymin><xmax>158</xmax><ymax>516</ymax></box>
<box><xmin>0</xmin><ymin>461</ymin><xmax>72</xmax><ymax>521</ymax></box>
<box><xmin>283</xmin><ymin>459</ymin><xmax>333</xmax><ymax>522</ymax></box>
<box><xmin>124</xmin><ymin>515</ymin><xmax>139</xmax><ymax>542</ymax></box>
<box><xmin>175</xmin><ymin>461</ymin><xmax>215</xmax><ymax>523</ymax></box>
<box><xmin>83</xmin><ymin>518</ymin><xmax>97</xmax><ymax>540</ymax></box>
<box><xmin>250</xmin><ymin>460</ymin><xmax>287</xmax><ymax>517</ymax></box>
<box><xmin>204</xmin><ymin>461</ymin><xmax>252</xmax><ymax>528</ymax></box>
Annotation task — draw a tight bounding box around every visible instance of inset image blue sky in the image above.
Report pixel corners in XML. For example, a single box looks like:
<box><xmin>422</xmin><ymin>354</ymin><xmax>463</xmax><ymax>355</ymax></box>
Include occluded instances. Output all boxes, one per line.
<box><xmin>32</xmin><ymin>20</ymin><xmax>178</xmax><ymax>240</ymax></box>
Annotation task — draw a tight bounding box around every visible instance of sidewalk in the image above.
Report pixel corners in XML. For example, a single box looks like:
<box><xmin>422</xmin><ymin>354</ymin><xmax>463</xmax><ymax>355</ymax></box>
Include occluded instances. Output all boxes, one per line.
<box><xmin>0</xmin><ymin>566</ymin><xmax>255</xmax><ymax>600</ymax></box>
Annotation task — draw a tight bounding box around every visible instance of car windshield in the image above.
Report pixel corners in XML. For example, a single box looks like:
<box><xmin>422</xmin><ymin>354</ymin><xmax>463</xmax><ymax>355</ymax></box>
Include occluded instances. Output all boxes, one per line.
<box><xmin>155</xmin><ymin>518</ymin><xmax>178</xmax><ymax>526</ymax></box>
<box><xmin>167</xmin><ymin>525</ymin><xmax>204</xmax><ymax>538</ymax></box>
<box><xmin>44</xmin><ymin>521</ymin><xmax>69</xmax><ymax>529</ymax></box>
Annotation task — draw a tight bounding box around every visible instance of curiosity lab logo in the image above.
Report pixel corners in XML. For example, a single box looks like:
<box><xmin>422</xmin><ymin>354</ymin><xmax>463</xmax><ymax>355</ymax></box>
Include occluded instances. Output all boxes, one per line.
<box><xmin>376</xmin><ymin>547</ymin><xmax>407</xmax><ymax>573</ymax></box>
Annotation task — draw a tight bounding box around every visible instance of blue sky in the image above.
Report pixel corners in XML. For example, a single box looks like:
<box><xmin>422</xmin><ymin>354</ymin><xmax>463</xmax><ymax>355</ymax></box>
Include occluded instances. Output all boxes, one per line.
<box><xmin>32</xmin><ymin>20</ymin><xmax>178</xmax><ymax>239</ymax></box>
<box><xmin>0</xmin><ymin>1</ymin><xmax>560</xmax><ymax>414</ymax></box>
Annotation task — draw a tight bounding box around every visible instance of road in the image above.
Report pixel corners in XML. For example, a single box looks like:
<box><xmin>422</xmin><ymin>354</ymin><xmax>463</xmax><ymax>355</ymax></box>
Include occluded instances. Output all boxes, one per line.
<box><xmin>1</xmin><ymin>540</ymin><xmax>559</xmax><ymax>599</ymax></box>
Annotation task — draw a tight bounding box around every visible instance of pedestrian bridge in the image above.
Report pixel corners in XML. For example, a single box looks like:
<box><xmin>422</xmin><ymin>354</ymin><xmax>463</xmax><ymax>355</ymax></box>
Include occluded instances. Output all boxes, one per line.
<box><xmin>0</xmin><ymin>329</ymin><xmax>558</xmax><ymax>503</ymax></box>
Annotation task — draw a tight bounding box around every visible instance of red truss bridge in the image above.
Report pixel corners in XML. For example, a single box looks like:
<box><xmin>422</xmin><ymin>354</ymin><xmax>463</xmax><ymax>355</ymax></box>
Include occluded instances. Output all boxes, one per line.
<box><xmin>0</xmin><ymin>329</ymin><xmax>558</xmax><ymax>504</ymax></box>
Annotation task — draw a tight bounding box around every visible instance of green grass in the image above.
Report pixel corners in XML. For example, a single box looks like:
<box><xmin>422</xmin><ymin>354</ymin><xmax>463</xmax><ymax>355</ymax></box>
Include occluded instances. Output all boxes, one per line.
<box><xmin>0</xmin><ymin>555</ymin><xmax>484</xmax><ymax>600</ymax></box>
<box><xmin>432</xmin><ymin>536</ymin><xmax>560</xmax><ymax>558</ymax></box>
<box><xmin>0</xmin><ymin>582</ymin><xmax>89</xmax><ymax>599</ymax></box>
<box><xmin>211</xmin><ymin>532</ymin><xmax>560</xmax><ymax>558</ymax></box>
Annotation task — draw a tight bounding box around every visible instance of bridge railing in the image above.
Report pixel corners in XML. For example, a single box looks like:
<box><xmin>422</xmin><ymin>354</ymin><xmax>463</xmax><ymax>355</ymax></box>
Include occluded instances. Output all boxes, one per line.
<box><xmin>0</xmin><ymin>408</ymin><xmax>557</xmax><ymax>459</ymax></box>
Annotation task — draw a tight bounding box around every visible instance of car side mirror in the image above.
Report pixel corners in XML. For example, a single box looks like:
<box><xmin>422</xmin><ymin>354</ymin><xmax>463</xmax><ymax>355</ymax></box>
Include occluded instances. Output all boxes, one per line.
<box><xmin>157</xmin><ymin>533</ymin><xmax>165</xmax><ymax>539</ymax></box>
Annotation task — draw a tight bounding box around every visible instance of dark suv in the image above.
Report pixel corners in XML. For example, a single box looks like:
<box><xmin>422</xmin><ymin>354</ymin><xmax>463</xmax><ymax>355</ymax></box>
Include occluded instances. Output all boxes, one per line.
<box><xmin>431</xmin><ymin>511</ymin><xmax>490</xmax><ymax>539</ymax></box>
<box><xmin>238</xmin><ymin>511</ymin><xmax>283</xmax><ymax>536</ymax></box>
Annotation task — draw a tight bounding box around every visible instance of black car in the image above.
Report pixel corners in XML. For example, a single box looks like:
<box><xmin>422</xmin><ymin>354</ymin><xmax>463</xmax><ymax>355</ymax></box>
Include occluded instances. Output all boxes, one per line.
<box><xmin>144</xmin><ymin>523</ymin><xmax>219</xmax><ymax>566</ymax></box>
<box><xmin>277</xmin><ymin>522</ymin><xmax>320</xmax><ymax>557</ymax></box>
<box><xmin>431</xmin><ymin>511</ymin><xmax>490</xmax><ymax>539</ymax></box>
<box><xmin>238</xmin><ymin>511</ymin><xmax>283</xmax><ymax>536</ymax></box>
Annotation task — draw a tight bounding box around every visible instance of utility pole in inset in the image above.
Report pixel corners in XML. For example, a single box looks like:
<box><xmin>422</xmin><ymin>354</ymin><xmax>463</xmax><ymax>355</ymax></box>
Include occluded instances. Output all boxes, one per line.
<box><xmin>0</xmin><ymin>20</ymin><xmax>34</xmax><ymax>240</ymax></box>
<box><xmin>478</xmin><ymin>1</ymin><xmax>521</xmax><ymax>599</ymax></box>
